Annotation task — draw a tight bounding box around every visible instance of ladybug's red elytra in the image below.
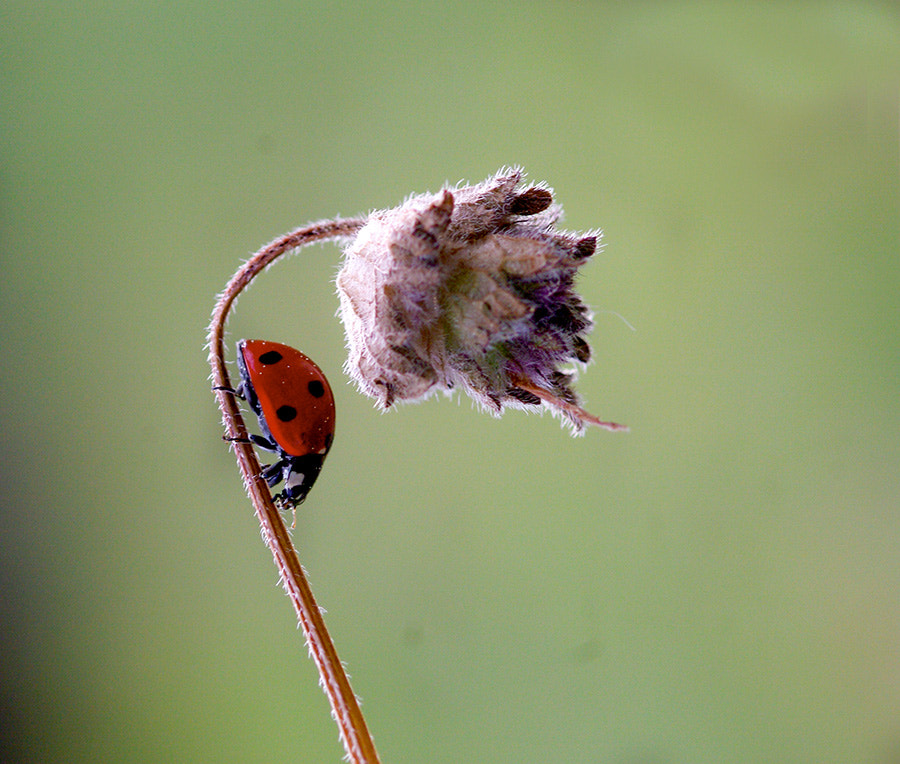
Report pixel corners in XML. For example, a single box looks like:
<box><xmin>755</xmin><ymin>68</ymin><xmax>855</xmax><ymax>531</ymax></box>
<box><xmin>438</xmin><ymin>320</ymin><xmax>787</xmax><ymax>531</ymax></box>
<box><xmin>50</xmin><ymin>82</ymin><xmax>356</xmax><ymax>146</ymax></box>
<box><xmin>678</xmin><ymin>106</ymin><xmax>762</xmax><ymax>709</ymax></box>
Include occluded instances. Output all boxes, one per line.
<box><xmin>235</xmin><ymin>339</ymin><xmax>336</xmax><ymax>509</ymax></box>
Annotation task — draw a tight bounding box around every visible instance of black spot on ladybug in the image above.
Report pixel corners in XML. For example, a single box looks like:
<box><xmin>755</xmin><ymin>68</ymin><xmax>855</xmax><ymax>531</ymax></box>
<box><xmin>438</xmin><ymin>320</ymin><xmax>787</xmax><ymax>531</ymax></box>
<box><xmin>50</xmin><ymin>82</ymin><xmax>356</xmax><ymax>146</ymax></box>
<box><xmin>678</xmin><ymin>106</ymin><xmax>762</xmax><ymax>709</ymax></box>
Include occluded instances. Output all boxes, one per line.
<box><xmin>259</xmin><ymin>350</ymin><xmax>283</xmax><ymax>365</ymax></box>
<box><xmin>307</xmin><ymin>380</ymin><xmax>325</xmax><ymax>398</ymax></box>
<box><xmin>276</xmin><ymin>405</ymin><xmax>297</xmax><ymax>422</ymax></box>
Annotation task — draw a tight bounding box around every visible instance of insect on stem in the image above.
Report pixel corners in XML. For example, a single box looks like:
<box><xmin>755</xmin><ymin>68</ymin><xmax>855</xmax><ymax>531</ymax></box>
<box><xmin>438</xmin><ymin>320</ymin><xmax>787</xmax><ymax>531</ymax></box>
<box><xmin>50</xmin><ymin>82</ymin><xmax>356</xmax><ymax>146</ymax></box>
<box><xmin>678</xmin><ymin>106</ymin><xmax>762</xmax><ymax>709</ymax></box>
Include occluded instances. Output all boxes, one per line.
<box><xmin>207</xmin><ymin>218</ymin><xmax>382</xmax><ymax>764</ymax></box>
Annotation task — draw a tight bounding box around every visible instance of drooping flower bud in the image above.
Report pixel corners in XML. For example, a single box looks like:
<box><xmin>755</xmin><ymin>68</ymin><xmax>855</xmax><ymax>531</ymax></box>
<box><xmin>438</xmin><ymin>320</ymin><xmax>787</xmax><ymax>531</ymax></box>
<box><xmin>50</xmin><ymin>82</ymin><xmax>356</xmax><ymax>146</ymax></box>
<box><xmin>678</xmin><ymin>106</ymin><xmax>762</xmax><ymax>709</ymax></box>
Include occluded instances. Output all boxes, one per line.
<box><xmin>336</xmin><ymin>168</ymin><xmax>625</xmax><ymax>433</ymax></box>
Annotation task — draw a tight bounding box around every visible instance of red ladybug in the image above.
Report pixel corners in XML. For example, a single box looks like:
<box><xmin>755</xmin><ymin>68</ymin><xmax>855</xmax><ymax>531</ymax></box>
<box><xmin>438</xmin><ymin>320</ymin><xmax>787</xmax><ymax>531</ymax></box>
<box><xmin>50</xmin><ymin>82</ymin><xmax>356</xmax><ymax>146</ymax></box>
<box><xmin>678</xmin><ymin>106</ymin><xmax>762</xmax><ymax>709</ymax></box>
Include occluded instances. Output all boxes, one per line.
<box><xmin>235</xmin><ymin>339</ymin><xmax>336</xmax><ymax>508</ymax></box>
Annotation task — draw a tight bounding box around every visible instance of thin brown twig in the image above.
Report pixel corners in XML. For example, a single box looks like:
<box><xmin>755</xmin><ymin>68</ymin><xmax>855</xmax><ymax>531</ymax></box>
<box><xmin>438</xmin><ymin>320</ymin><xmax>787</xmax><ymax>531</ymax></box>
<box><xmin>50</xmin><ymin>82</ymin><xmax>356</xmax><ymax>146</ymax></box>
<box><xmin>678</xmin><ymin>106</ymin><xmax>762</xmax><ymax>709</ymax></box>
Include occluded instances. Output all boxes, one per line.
<box><xmin>207</xmin><ymin>217</ymin><xmax>382</xmax><ymax>764</ymax></box>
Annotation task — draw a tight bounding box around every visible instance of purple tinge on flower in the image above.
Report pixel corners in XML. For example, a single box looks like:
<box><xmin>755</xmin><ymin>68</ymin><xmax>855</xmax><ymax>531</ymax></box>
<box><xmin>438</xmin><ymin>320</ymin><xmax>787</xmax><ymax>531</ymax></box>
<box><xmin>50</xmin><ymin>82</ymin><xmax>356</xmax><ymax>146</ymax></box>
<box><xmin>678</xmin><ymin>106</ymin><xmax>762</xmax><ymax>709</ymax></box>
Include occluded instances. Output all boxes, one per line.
<box><xmin>336</xmin><ymin>168</ymin><xmax>625</xmax><ymax>433</ymax></box>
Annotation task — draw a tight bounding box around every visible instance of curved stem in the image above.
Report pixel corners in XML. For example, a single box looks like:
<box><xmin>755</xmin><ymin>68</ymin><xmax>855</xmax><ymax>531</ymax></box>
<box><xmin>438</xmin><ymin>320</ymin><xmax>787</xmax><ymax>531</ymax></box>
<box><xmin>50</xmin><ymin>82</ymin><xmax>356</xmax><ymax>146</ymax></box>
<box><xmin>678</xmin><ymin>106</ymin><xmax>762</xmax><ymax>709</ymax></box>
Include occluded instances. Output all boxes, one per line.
<box><xmin>207</xmin><ymin>218</ymin><xmax>382</xmax><ymax>764</ymax></box>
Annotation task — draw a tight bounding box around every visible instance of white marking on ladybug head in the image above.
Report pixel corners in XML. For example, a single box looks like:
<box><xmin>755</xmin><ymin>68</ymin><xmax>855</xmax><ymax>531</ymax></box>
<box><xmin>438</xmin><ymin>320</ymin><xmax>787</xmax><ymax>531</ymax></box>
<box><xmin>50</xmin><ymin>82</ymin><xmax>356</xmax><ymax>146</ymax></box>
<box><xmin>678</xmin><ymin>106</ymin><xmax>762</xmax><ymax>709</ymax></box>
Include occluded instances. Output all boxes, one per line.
<box><xmin>285</xmin><ymin>472</ymin><xmax>306</xmax><ymax>492</ymax></box>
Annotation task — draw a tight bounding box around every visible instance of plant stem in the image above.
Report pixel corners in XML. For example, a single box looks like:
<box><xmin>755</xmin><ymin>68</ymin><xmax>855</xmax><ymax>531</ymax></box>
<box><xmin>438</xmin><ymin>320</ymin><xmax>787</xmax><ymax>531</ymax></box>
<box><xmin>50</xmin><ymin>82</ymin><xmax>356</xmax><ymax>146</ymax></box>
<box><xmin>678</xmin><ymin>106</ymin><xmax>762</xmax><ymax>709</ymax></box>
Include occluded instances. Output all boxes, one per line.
<box><xmin>207</xmin><ymin>218</ymin><xmax>382</xmax><ymax>764</ymax></box>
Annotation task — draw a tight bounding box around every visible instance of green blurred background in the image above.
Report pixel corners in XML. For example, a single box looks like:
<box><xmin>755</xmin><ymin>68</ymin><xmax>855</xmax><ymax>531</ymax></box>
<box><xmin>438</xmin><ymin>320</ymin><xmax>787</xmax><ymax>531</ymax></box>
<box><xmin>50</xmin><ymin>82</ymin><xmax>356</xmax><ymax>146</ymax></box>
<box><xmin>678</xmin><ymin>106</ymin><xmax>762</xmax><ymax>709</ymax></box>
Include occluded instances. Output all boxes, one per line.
<box><xmin>2</xmin><ymin>2</ymin><xmax>898</xmax><ymax>762</ymax></box>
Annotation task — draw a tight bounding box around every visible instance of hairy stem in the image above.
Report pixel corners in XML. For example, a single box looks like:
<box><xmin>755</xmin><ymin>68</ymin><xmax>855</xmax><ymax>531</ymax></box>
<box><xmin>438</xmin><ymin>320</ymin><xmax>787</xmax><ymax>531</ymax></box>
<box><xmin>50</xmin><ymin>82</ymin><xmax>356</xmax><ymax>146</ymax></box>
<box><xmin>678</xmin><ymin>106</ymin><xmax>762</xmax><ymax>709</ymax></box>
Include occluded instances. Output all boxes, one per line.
<box><xmin>207</xmin><ymin>218</ymin><xmax>382</xmax><ymax>764</ymax></box>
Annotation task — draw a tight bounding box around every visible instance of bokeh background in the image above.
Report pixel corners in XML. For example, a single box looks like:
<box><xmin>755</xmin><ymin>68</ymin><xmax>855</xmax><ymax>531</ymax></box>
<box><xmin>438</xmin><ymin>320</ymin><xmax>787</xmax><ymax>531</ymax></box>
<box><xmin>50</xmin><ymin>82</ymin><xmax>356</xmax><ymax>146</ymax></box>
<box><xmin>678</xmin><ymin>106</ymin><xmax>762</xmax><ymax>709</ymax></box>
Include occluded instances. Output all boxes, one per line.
<box><xmin>3</xmin><ymin>3</ymin><xmax>898</xmax><ymax>762</ymax></box>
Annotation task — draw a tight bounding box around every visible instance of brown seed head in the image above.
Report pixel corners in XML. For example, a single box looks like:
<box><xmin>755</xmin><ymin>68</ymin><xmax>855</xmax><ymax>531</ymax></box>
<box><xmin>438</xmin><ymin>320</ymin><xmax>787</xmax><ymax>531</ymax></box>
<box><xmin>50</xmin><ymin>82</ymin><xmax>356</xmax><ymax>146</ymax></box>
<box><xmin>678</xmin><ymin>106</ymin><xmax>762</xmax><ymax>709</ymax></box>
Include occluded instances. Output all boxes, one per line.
<box><xmin>336</xmin><ymin>168</ymin><xmax>624</xmax><ymax>433</ymax></box>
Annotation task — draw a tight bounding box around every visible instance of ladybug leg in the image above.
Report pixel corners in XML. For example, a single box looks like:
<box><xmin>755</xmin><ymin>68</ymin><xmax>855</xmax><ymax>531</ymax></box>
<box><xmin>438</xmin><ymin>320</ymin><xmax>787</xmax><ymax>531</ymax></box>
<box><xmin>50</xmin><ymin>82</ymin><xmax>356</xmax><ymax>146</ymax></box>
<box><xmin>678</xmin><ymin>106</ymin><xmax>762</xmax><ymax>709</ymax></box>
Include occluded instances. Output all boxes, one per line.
<box><xmin>248</xmin><ymin>433</ymin><xmax>278</xmax><ymax>452</ymax></box>
<box><xmin>223</xmin><ymin>433</ymin><xmax>277</xmax><ymax>452</ymax></box>
<box><xmin>223</xmin><ymin>432</ymin><xmax>273</xmax><ymax>448</ymax></box>
<box><xmin>212</xmin><ymin>382</ymin><xmax>251</xmax><ymax>399</ymax></box>
<box><xmin>222</xmin><ymin>435</ymin><xmax>278</xmax><ymax>452</ymax></box>
<box><xmin>260</xmin><ymin>461</ymin><xmax>284</xmax><ymax>488</ymax></box>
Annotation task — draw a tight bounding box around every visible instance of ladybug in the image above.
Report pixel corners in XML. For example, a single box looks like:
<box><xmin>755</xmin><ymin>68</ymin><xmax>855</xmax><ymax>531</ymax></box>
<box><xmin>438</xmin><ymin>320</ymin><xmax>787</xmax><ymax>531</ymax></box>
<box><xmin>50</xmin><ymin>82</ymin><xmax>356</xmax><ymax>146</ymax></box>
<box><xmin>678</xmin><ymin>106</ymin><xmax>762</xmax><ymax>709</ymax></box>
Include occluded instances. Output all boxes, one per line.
<box><xmin>234</xmin><ymin>339</ymin><xmax>336</xmax><ymax>509</ymax></box>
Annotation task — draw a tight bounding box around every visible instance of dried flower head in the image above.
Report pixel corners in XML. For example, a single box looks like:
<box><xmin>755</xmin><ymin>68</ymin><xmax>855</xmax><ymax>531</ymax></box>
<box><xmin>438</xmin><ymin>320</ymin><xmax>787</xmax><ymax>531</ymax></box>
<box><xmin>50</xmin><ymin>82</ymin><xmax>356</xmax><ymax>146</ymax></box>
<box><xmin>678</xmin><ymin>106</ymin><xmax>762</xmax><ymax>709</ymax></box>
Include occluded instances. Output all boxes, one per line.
<box><xmin>336</xmin><ymin>168</ymin><xmax>625</xmax><ymax>433</ymax></box>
